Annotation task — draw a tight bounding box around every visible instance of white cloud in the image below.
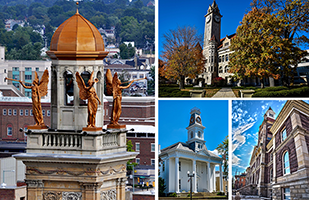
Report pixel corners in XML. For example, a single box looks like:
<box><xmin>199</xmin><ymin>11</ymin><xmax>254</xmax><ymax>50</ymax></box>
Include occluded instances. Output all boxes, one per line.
<box><xmin>209</xmin><ymin>149</ymin><xmax>219</xmax><ymax>156</ymax></box>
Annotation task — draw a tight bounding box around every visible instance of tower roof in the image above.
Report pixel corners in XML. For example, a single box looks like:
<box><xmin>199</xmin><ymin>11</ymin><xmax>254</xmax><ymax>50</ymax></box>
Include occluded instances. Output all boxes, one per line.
<box><xmin>46</xmin><ymin>9</ymin><xmax>108</xmax><ymax>60</ymax></box>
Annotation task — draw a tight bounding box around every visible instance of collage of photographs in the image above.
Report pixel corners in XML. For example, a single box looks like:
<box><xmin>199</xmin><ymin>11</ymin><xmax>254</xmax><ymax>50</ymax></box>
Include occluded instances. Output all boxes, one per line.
<box><xmin>0</xmin><ymin>0</ymin><xmax>308</xmax><ymax>200</ymax></box>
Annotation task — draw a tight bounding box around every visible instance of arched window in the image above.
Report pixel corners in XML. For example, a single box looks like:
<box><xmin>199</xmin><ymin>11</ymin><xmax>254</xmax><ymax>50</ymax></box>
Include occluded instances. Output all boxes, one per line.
<box><xmin>7</xmin><ymin>124</ymin><xmax>12</xmax><ymax>136</ymax></box>
<box><xmin>64</xmin><ymin>71</ymin><xmax>74</xmax><ymax>105</ymax></box>
<box><xmin>219</xmin><ymin>66</ymin><xmax>223</xmax><ymax>73</ymax></box>
<box><xmin>198</xmin><ymin>131</ymin><xmax>201</xmax><ymax>138</ymax></box>
<box><xmin>218</xmin><ymin>56</ymin><xmax>221</xmax><ymax>62</ymax></box>
<box><xmin>190</xmin><ymin>131</ymin><xmax>193</xmax><ymax>138</ymax></box>
<box><xmin>80</xmin><ymin>71</ymin><xmax>90</xmax><ymax>106</ymax></box>
<box><xmin>282</xmin><ymin>129</ymin><xmax>287</xmax><ymax>141</ymax></box>
<box><xmin>283</xmin><ymin>151</ymin><xmax>290</xmax><ymax>175</ymax></box>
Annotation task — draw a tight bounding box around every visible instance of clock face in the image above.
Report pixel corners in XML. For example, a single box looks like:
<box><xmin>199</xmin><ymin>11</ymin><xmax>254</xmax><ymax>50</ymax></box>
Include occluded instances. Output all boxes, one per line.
<box><xmin>190</xmin><ymin>116</ymin><xmax>195</xmax><ymax>124</ymax></box>
<box><xmin>214</xmin><ymin>15</ymin><xmax>221</xmax><ymax>23</ymax></box>
<box><xmin>206</xmin><ymin>15</ymin><xmax>211</xmax><ymax>23</ymax></box>
<box><xmin>196</xmin><ymin>116</ymin><xmax>201</xmax><ymax>123</ymax></box>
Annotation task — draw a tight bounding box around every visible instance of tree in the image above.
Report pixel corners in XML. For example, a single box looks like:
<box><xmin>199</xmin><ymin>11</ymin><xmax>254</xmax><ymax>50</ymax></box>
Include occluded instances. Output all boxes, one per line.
<box><xmin>147</xmin><ymin>65</ymin><xmax>155</xmax><ymax>95</ymax></box>
<box><xmin>126</xmin><ymin>140</ymin><xmax>138</xmax><ymax>171</ymax></box>
<box><xmin>216</xmin><ymin>136</ymin><xmax>228</xmax><ymax>181</ymax></box>
<box><xmin>229</xmin><ymin>8</ymin><xmax>305</xmax><ymax>87</ymax></box>
<box><xmin>119</xmin><ymin>43</ymin><xmax>135</xmax><ymax>59</ymax></box>
<box><xmin>161</xmin><ymin>26</ymin><xmax>204</xmax><ymax>89</ymax></box>
<box><xmin>159</xmin><ymin>177</ymin><xmax>167</xmax><ymax>197</ymax></box>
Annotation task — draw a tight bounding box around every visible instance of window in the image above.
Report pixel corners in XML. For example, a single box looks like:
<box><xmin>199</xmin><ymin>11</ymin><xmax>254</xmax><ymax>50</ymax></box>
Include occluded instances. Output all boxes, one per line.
<box><xmin>269</xmin><ymin>113</ymin><xmax>274</xmax><ymax>117</ymax></box>
<box><xmin>25</xmin><ymin>75</ymin><xmax>32</xmax><ymax>80</ymax></box>
<box><xmin>283</xmin><ymin>188</ymin><xmax>291</xmax><ymax>200</ymax></box>
<box><xmin>30</xmin><ymin>109</ymin><xmax>33</xmax><ymax>116</ymax></box>
<box><xmin>13</xmin><ymin>109</ymin><xmax>17</xmax><ymax>115</ymax></box>
<box><xmin>133</xmin><ymin>75</ymin><xmax>137</xmax><ymax>79</ymax></box>
<box><xmin>136</xmin><ymin>158</ymin><xmax>140</xmax><ymax>165</ymax></box>
<box><xmin>226</xmin><ymin>54</ymin><xmax>229</xmax><ymax>61</ymax></box>
<box><xmin>270</xmin><ymin>168</ymin><xmax>273</xmax><ymax>182</ymax></box>
<box><xmin>8</xmin><ymin>109</ymin><xmax>12</xmax><ymax>115</ymax></box>
<box><xmin>47</xmin><ymin>110</ymin><xmax>50</xmax><ymax>116</ymax></box>
<box><xmin>283</xmin><ymin>151</ymin><xmax>290</xmax><ymax>175</ymax></box>
<box><xmin>64</xmin><ymin>71</ymin><xmax>74</xmax><ymax>105</ymax></box>
<box><xmin>24</xmin><ymin>126</ymin><xmax>28</xmax><ymax>137</ymax></box>
<box><xmin>136</xmin><ymin>143</ymin><xmax>140</xmax><ymax>152</ymax></box>
<box><xmin>25</xmin><ymin>91</ymin><xmax>31</xmax><ymax>97</ymax></box>
<box><xmin>7</xmin><ymin>125</ymin><xmax>12</xmax><ymax>136</ymax></box>
<box><xmin>282</xmin><ymin>129</ymin><xmax>287</xmax><ymax>141</ymax></box>
<box><xmin>13</xmin><ymin>67</ymin><xmax>19</xmax><ymax>71</ymax></box>
<box><xmin>151</xmin><ymin>143</ymin><xmax>155</xmax><ymax>152</ymax></box>
<box><xmin>190</xmin><ymin>131</ymin><xmax>193</xmax><ymax>138</ymax></box>
<box><xmin>179</xmin><ymin>179</ymin><xmax>181</xmax><ymax>190</ymax></box>
<box><xmin>36</xmin><ymin>67</ymin><xmax>39</xmax><ymax>72</ymax></box>
<box><xmin>42</xmin><ymin>110</ymin><xmax>45</xmax><ymax>116</ymax></box>
<box><xmin>198</xmin><ymin>131</ymin><xmax>201</xmax><ymax>138</ymax></box>
<box><xmin>12</xmin><ymin>74</ymin><xmax>19</xmax><ymax>80</ymax></box>
<box><xmin>222</xmin><ymin>55</ymin><xmax>225</xmax><ymax>62</ymax></box>
<box><xmin>4</xmin><ymin>69</ymin><xmax>6</xmax><ymax>73</ymax></box>
<box><xmin>218</xmin><ymin>56</ymin><xmax>221</xmax><ymax>62</ymax></box>
<box><xmin>179</xmin><ymin>161</ymin><xmax>181</xmax><ymax>171</ymax></box>
<box><xmin>224</xmin><ymin>42</ymin><xmax>229</xmax><ymax>46</ymax></box>
<box><xmin>139</xmin><ymin>74</ymin><xmax>144</xmax><ymax>78</ymax></box>
<box><xmin>3</xmin><ymin>109</ymin><xmax>6</xmax><ymax>115</ymax></box>
<box><xmin>20</xmin><ymin>109</ymin><xmax>23</xmax><ymax>116</ymax></box>
<box><xmin>151</xmin><ymin>159</ymin><xmax>155</xmax><ymax>166</ymax></box>
<box><xmin>25</xmin><ymin>67</ymin><xmax>31</xmax><ymax>71</ymax></box>
<box><xmin>162</xmin><ymin>161</ymin><xmax>165</xmax><ymax>171</ymax></box>
<box><xmin>25</xmin><ymin>109</ymin><xmax>28</xmax><ymax>116</ymax></box>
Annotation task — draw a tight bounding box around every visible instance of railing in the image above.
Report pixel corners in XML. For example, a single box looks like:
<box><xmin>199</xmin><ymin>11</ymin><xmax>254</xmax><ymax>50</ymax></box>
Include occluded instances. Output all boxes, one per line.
<box><xmin>42</xmin><ymin>133</ymin><xmax>81</xmax><ymax>148</ymax></box>
<box><xmin>102</xmin><ymin>133</ymin><xmax>118</xmax><ymax>147</ymax></box>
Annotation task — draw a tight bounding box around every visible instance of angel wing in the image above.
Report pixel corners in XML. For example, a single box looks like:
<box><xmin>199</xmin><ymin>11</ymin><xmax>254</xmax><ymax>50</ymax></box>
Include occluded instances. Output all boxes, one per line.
<box><xmin>75</xmin><ymin>72</ymin><xmax>89</xmax><ymax>100</ymax></box>
<box><xmin>38</xmin><ymin>70</ymin><xmax>49</xmax><ymax>97</ymax></box>
<box><xmin>105</xmin><ymin>69</ymin><xmax>113</xmax><ymax>96</ymax></box>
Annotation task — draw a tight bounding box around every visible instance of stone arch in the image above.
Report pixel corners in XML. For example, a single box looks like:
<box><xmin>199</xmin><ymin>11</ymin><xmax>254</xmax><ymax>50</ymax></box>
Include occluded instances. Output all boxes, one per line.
<box><xmin>63</xmin><ymin>70</ymin><xmax>74</xmax><ymax>106</ymax></box>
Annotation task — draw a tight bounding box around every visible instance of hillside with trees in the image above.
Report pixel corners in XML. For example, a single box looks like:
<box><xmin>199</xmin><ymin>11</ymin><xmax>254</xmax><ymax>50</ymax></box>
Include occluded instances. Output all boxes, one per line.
<box><xmin>0</xmin><ymin>0</ymin><xmax>154</xmax><ymax>60</ymax></box>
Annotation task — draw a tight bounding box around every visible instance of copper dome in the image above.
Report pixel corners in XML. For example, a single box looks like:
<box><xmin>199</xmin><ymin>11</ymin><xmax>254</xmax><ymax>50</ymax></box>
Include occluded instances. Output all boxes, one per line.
<box><xmin>47</xmin><ymin>10</ymin><xmax>108</xmax><ymax>60</ymax></box>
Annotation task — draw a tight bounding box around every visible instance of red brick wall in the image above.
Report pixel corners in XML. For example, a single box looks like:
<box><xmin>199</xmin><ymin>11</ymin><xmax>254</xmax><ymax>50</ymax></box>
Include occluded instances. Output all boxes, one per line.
<box><xmin>0</xmin><ymin>102</ymin><xmax>51</xmax><ymax>141</ymax></box>
<box><xmin>133</xmin><ymin>194</ymin><xmax>154</xmax><ymax>200</ymax></box>
<box><xmin>128</xmin><ymin>137</ymin><xmax>155</xmax><ymax>165</ymax></box>
<box><xmin>300</xmin><ymin>112</ymin><xmax>309</xmax><ymax>131</ymax></box>
<box><xmin>275</xmin><ymin>117</ymin><xmax>292</xmax><ymax>148</ymax></box>
<box><xmin>0</xmin><ymin>189</ymin><xmax>15</xmax><ymax>200</ymax></box>
<box><xmin>276</xmin><ymin>138</ymin><xmax>297</xmax><ymax>177</ymax></box>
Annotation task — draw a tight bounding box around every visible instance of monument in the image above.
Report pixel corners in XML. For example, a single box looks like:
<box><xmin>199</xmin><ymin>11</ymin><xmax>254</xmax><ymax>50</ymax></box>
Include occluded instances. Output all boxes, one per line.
<box><xmin>14</xmin><ymin>5</ymin><xmax>138</xmax><ymax>200</ymax></box>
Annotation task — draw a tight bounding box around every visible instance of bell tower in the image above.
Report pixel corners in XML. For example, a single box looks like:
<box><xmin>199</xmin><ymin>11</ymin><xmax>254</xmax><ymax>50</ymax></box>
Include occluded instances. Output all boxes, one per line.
<box><xmin>186</xmin><ymin>107</ymin><xmax>206</xmax><ymax>152</ymax></box>
<box><xmin>202</xmin><ymin>0</ymin><xmax>222</xmax><ymax>85</ymax></box>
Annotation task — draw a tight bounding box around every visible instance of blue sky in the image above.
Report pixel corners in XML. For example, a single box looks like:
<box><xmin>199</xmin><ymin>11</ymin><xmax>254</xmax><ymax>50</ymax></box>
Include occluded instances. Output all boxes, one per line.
<box><xmin>159</xmin><ymin>100</ymin><xmax>228</xmax><ymax>155</ymax></box>
<box><xmin>159</xmin><ymin>0</ymin><xmax>252</xmax><ymax>57</ymax></box>
<box><xmin>232</xmin><ymin>100</ymin><xmax>309</xmax><ymax>176</ymax></box>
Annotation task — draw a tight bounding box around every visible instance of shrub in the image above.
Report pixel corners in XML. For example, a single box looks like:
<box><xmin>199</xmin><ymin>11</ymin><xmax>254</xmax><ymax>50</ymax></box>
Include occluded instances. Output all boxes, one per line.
<box><xmin>169</xmin><ymin>192</ymin><xmax>177</xmax><ymax>197</ymax></box>
<box><xmin>253</xmin><ymin>86</ymin><xmax>309</xmax><ymax>97</ymax></box>
<box><xmin>217</xmin><ymin>192</ymin><xmax>225</xmax><ymax>195</ymax></box>
<box><xmin>213</xmin><ymin>77</ymin><xmax>226</xmax><ymax>87</ymax></box>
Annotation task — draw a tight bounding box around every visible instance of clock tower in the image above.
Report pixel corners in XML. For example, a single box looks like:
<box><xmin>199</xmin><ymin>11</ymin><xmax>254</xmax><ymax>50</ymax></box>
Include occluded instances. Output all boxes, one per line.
<box><xmin>186</xmin><ymin>107</ymin><xmax>206</xmax><ymax>152</ymax></box>
<box><xmin>202</xmin><ymin>0</ymin><xmax>222</xmax><ymax>85</ymax></box>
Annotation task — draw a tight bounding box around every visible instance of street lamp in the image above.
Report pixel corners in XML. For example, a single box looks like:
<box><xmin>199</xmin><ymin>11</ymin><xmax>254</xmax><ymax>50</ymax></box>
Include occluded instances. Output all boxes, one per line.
<box><xmin>1</xmin><ymin>170</ymin><xmax>15</xmax><ymax>187</ymax></box>
<box><xmin>187</xmin><ymin>171</ymin><xmax>195</xmax><ymax>200</ymax></box>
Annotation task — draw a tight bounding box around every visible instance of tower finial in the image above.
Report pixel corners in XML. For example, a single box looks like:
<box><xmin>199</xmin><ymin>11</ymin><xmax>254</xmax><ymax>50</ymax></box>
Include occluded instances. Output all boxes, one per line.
<box><xmin>76</xmin><ymin>2</ymin><xmax>79</xmax><ymax>14</ymax></box>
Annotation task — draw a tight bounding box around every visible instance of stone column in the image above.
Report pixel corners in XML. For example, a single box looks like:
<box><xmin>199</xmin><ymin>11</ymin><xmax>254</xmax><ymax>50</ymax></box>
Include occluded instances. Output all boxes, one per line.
<box><xmin>294</xmin><ymin>130</ymin><xmax>309</xmax><ymax>169</ymax></box>
<box><xmin>193</xmin><ymin>159</ymin><xmax>196</xmax><ymax>193</ymax></box>
<box><xmin>82</xmin><ymin>183</ymin><xmax>99</xmax><ymax>200</ymax></box>
<box><xmin>213</xmin><ymin>165</ymin><xmax>216</xmax><ymax>192</ymax></box>
<box><xmin>207</xmin><ymin>162</ymin><xmax>211</xmax><ymax>192</ymax></box>
<box><xmin>219</xmin><ymin>164</ymin><xmax>223</xmax><ymax>192</ymax></box>
<box><xmin>175</xmin><ymin>157</ymin><xmax>179</xmax><ymax>193</ymax></box>
<box><xmin>272</xmin><ymin>139</ymin><xmax>277</xmax><ymax>183</ymax></box>
<box><xmin>26</xmin><ymin>180</ymin><xmax>44</xmax><ymax>200</ymax></box>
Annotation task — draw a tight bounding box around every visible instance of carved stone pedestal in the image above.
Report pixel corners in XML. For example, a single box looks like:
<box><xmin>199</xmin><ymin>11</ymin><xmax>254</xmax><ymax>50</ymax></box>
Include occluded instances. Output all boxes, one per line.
<box><xmin>14</xmin><ymin>128</ymin><xmax>138</xmax><ymax>200</ymax></box>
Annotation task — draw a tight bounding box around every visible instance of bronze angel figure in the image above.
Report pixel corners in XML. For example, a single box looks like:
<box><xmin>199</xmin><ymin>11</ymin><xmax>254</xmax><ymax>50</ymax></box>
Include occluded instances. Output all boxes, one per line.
<box><xmin>6</xmin><ymin>69</ymin><xmax>49</xmax><ymax>127</ymax></box>
<box><xmin>76</xmin><ymin>71</ymin><xmax>101</xmax><ymax>128</ymax></box>
<box><xmin>105</xmin><ymin>69</ymin><xmax>146</xmax><ymax>126</ymax></box>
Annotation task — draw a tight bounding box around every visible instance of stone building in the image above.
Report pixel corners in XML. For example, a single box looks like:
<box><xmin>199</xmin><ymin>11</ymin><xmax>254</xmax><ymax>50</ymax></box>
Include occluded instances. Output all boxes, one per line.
<box><xmin>159</xmin><ymin>107</ymin><xmax>223</xmax><ymax>193</ymax></box>
<box><xmin>245</xmin><ymin>100</ymin><xmax>309</xmax><ymax>199</ymax></box>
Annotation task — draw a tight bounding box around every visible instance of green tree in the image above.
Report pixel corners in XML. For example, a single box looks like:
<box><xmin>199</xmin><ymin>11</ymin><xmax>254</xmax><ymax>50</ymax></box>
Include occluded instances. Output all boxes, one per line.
<box><xmin>161</xmin><ymin>26</ymin><xmax>204</xmax><ymax>89</ymax></box>
<box><xmin>216</xmin><ymin>136</ymin><xmax>228</xmax><ymax>181</ymax></box>
<box><xmin>147</xmin><ymin>65</ymin><xmax>155</xmax><ymax>95</ymax></box>
<box><xmin>119</xmin><ymin>43</ymin><xmax>135</xmax><ymax>59</ymax></box>
<box><xmin>159</xmin><ymin>177</ymin><xmax>167</xmax><ymax>197</ymax></box>
<box><xmin>127</xmin><ymin>140</ymin><xmax>138</xmax><ymax>171</ymax></box>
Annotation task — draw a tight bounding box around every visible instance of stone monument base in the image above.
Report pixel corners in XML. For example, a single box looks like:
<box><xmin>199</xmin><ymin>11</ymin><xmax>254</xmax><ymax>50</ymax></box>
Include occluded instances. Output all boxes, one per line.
<box><xmin>28</xmin><ymin>125</ymin><xmax>48</xmax><ymax>130</ymax></box>
<box><xmin>82</xmin><ymin>127</ymin><xmax>102</xmax><ymax>132</ymax></box>
<box><xmin>107</xmin><ymin>124</ymin><xmax>126</xmax><ymax>129</ymax></box>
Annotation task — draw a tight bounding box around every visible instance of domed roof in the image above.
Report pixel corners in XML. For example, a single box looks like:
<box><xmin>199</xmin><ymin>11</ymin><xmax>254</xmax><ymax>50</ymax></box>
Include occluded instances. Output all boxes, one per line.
<box><xmin>47</xmin><ymin>10</ymin><xmax>108</xmax><ymax>60</ymax></box>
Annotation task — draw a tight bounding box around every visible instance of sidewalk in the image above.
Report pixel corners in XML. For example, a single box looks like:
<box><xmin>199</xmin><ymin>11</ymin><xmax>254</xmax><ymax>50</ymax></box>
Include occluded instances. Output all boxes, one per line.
<box><xmin>212</xmin><ymin>88</ymin><xmax>236</xmax><ymax>98</ymax></box>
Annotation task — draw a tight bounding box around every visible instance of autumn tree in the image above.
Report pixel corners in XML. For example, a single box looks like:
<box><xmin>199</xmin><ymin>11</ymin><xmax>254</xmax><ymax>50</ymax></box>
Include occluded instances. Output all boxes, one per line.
<box><xmin>161</xmin><ymin>26</ymin><xmax>204</xmax><ymax>89</ymax></box>
<box><xmin>229</xmin><ymin>8</ymin><xmax>305</xmax><ymax>88</ymax></box>
<box><xmin>251</xmin><ymin>0</ymin><xmax>309</xmax><ymax>85</ymax></box>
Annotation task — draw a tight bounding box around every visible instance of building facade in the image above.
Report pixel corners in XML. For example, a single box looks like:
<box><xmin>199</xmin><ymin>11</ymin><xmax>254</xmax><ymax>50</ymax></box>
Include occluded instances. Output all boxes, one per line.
<box><xmin>159</xmin><ymin>107</ymin><xmax>223</xmax><ymax>193</ymax></box>
<box><xmin>245</xmin><ymin>100</ymin><xmax>309</xmax><ymax>199</ymax></box>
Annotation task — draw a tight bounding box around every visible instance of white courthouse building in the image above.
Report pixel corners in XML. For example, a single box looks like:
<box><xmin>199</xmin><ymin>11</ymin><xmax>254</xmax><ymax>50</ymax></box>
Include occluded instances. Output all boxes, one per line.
<box><xmin>159</xmin><ymin>107</ymin><xmax>223</xmax><ymax>193</ymax></box>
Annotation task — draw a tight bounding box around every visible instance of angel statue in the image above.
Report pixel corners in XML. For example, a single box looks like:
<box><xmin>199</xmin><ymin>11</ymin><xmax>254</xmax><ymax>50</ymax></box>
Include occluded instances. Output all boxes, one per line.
<box><xmin>76</xmin><ymin>71</ymin><xmax>101</xmax><ymax>128</ymax></box>
<box><xmin>105</xmin><ymin>69</ymin><xmax>146</xmax><ymax>127</ymax></box>
<box><xmin>6</xmin><ymin>70</ymin><xmax>49</xmax><ymax>127</ymax></box>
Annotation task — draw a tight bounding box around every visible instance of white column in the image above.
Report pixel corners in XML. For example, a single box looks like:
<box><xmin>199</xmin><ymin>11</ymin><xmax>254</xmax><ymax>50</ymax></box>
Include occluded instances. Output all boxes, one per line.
<box><xmin>219</xmin><ymin>164</ymin><xmax>223</xmax><ymax>192</ymax></box>
<box><xmin>212</xmin><ymin>165</ymin><xmax>217</xmax><ymax>190</ymax></box>
<box><xmin>207</xmin><ymin>162</ymin><xmax>211</xmax><ymax>192</ymax></box>
<box><xmin>193</xmin><ymin>159</ymin><xmax>196</xmax><ymax>193</ymax></box>
<box><xmin>175</xmin><ymin>157</ymin><xmax>179</xmax><ymax>193</ymax></box>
